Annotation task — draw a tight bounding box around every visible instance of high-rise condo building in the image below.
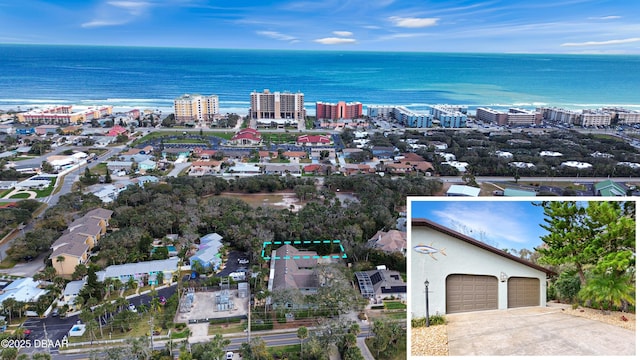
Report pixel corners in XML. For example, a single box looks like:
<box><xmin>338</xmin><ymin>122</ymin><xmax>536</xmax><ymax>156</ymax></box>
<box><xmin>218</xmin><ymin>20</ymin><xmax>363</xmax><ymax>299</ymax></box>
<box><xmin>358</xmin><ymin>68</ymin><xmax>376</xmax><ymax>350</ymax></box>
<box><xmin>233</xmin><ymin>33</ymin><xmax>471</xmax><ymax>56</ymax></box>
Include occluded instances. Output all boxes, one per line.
<box><xmin>316</xmin><ymin>101</ymin><xmax>362</xmax><ymax>120</ymax></box>
<box><xmin>174</xmin><ymin>94</ymin><xmax>219</xmax><ymax>124</ymax></box>
<box><xmin>250</xmin><ymin>89</ymin><xmax>305</xmax><ymax>124</ymax></box>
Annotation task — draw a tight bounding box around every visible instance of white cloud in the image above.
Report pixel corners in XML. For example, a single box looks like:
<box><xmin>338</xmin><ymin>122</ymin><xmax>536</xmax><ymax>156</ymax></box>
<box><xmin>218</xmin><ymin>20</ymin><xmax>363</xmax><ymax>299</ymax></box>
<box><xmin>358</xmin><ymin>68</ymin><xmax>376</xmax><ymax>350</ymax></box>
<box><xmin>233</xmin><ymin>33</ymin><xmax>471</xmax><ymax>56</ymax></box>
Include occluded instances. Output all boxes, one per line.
<box><xmin>389</xmin><ymin>16</ymin><xmax>439</xmax><ymax>28</ymax></box>
<box><xmin>562</xmin><ymin>37</ymin><xmax>640</xmax><ymax>47</ymax></box>
<box><xmin>430</xmin><ymin>203</ymin><xmax>535</xmax><ymax>247</ymax></box>
<box><xmin>256</xmin><ymin>31</ymin><xmax>298</xmax><ymax>42</ymax></box>
<box><xmin>377</xmin><ymin>33</ymin><xmax>429</xmax><ymax>41</ymax></box>
<box><xmin>588</xmin><ymin>15</ymin><xmax>621</xmax><ymax>20</ymax></box>
<box><xmin>333</xmin><ymin>31</ymin><xmax>353</xmax><ymax>37</ymax></box>
<box><xmin>107</xmin><ymin>1</ymin><xmax>152</xmax><ymax>16</ymax></box>
<box><xmin>81</xmin><ymin>20</ymin><xmax>128</xmax><ymax>28</ymax></box>
<box><xmin>314</xmin><ymin>37</ymin><xmax>357</xmax><ymax>45</ymax></box>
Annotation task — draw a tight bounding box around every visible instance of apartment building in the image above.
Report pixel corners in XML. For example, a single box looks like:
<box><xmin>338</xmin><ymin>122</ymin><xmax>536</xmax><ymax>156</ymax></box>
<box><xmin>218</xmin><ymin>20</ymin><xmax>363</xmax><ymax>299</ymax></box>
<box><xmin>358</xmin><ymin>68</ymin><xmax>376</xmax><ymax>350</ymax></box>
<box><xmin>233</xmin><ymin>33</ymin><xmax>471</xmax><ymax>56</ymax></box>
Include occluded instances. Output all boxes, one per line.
<box><xmin>579</xmin><ymin>109</ymin><xmax>612</xmax><ymax>127</ymax></box>
<box><xmin>430</xmin><ymin>105</ymin><xmax>468</xmax><ymax>128</ymax></box>
<box><xmin>392</xmin><ymin>106</ymin><xmax>432</xmax><ymax>128</ymax></box>
<box><xmin>173</xmin><ymin>94</ymin><xmax>219</xmax><ymax>124</ymax></box>
<box><xmin>538</xmin><ymin>107</ymin><xmax>580</xmax><ymax>124</ymax></box>
<box><xmin>476</xmin><ymin>107</ymin><xmax>538</xmax><ymax>126</ymax></box>
<box><xmin>315</xmin><ymin>101</ymin><xmax>362</xmax><ymax>120</ymax></box>
<box><xmin>603</xmin><ymin>107</ymin><xmax>640</xmax><ymax>125</ymax></box>
<box><xmin>250</xmin><ymin>89</ymin><xmax>305</xmax><ymax>124</ymax></box>
<box><xmin>17</xmin><ymin>105</ymin><xmax>113</xmax><ymax>125</ymax></box>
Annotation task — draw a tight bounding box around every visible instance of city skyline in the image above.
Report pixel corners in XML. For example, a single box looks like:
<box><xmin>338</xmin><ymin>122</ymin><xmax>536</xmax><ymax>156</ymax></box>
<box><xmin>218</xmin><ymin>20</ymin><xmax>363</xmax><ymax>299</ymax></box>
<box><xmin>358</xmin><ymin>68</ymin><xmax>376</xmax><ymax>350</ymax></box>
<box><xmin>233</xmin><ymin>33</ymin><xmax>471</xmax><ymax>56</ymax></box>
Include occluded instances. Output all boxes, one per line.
<box><xmin>1</xmin><ymin>1</ymin><xmax>639</xmax><ymax>54</ymax></box>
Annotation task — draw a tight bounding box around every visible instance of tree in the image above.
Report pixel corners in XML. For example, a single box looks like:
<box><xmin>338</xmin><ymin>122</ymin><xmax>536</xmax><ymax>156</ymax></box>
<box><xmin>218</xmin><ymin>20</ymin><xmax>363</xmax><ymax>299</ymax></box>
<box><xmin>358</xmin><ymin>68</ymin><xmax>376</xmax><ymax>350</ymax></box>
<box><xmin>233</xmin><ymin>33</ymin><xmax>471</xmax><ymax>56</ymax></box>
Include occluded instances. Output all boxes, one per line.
<box><xmin>105</xmin><ymin>168</ymin><xmax>112</xmax><ymax>183</ymax></box>
<box><xmin>537</xmin><ymin>201</ymin><xmax>596</xmax><ymax>285</ymax></box>
<box><xmin>240</xmin><ymin>338</ymin><xmax>270</xmax><ymax>360</ymax></box>
<box><xmin>297</xmin><ymin>326</ymin><xmax>308</xmax><ymax>359</ymax></box>
<box><xmin>191</xmin><ymin>334</ymin><xmax>230</xmax><ymax>360</ymax></box>
<box><xmin>539</xmin><ymin>201</ymin><xmax>635</xmax><ymax>310</ymax></box>
<box><xmin>41</xmin><ymin>161</ymin><xmax>54</xmax><ymax>174</ymax></box>
<box><xmin>55</xmin><ymin>256</ymin><xmax>66</xmax><ymax>275</ymax></box>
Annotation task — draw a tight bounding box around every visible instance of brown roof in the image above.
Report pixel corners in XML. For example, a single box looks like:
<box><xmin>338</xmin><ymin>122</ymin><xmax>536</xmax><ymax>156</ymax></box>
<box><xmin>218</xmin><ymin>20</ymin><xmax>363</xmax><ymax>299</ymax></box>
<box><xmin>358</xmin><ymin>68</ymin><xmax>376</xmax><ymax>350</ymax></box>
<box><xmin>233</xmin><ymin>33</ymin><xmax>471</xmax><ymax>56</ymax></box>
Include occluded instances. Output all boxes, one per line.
<box><xmin>84</xmin><ymin>208</ymin><xmax>114</xmax><ymax>221</ymax></box>
<box><xmin>401</xmin><ymin>153</ymin><xmax>425</xmax><ymax>161</ymax></box>
<box><xmin>51</xmin><ymin>241</ymin><xmax>90</xmax><ymax>258</ymax></box>
<box><xmin>412</xmin><ymin>218</ymin><xmax>555</xmax><ymax>275</ymax></box>
<box><xmin>272</xmin><ymin>245</ymin><xmax>319</xmax><ymax>291</ymax></box>
<box><xmin>369</xmin><ymin>230</ymin><xmax>407</xmax><ymax>253</ymax></box>
<box><xmin>191</xmin><ymin>160</ymin><xmax>221</xmax><ymax>167</ymax></box>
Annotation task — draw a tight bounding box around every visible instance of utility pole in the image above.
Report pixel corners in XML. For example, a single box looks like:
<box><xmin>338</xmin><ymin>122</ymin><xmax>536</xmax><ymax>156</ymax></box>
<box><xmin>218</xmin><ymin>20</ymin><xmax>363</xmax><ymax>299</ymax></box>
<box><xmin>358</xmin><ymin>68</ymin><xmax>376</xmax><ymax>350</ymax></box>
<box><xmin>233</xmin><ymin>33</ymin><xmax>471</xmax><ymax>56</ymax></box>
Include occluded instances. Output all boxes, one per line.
<box><xmin>149</xmin><ymin>315</ymin><xmax>154</xmax><ymax>351</ymax></box>
<box><xmin>43</xmin><ymin>322</ymin><xmax>50</xmax><ymax>354</ymax></box>
<box><xmin>247</xmin><ymin>283</ymin><xmax>251</xmax><ymax>344</ymax></box>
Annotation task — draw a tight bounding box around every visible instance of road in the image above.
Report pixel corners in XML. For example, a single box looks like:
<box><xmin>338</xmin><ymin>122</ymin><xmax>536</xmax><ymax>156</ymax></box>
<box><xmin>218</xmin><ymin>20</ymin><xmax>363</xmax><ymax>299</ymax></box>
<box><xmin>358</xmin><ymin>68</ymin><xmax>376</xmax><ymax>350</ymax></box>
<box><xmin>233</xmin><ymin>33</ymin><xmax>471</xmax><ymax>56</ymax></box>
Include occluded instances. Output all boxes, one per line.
<box><xmin>18</xmin><ymin>285</ymin><xmax>178</xmax><ymax>358</ymax></box>
<box><xmin>52</xmin><ymin>322</ymin><xmax>376</xmax><ymax>359</ymax></box>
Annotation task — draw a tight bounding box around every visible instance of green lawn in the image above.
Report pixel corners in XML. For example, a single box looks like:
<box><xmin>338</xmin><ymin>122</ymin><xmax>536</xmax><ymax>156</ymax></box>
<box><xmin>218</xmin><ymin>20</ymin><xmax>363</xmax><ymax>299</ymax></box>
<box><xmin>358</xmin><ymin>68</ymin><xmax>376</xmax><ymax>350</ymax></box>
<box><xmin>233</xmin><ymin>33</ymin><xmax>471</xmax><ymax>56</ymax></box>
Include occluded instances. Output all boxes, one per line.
<box><xmin>383</xmin><ymin>301</ymin><xmax>407</xmax><ymax>310</ymax></box>
<box><xmin>8</xmin><ymin>192</ymin><xmax>31</xmax><ymax>199</ymax></box>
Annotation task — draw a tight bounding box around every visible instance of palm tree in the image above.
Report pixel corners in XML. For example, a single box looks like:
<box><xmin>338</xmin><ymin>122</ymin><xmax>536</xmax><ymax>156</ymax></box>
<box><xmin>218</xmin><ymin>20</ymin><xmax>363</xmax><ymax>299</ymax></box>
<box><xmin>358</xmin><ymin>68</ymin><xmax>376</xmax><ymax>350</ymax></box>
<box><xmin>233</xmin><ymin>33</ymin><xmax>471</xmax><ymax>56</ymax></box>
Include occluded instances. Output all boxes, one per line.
<box><xmin>2</xmin><ymin>298</ymin><xmax>16</xmax><ymax>324</ymax></box>
<box><xmin>128</xmin><ymin>336</ymin><xmax>151</xmax><ymax>360</ymax></box>
<box><xmin>56</xmin><ymin>255</ymin><xmax>65</xmax><ymax>274</ymax></box>
<box><xmin>579</xmin><ymin>272</ymin><xmax>636</xmax><ymax>312</ymax></box>
<box><xmin>297</xmin><ymin>326</ymin><xmax>308</xmax><ymax>359</ymax></box>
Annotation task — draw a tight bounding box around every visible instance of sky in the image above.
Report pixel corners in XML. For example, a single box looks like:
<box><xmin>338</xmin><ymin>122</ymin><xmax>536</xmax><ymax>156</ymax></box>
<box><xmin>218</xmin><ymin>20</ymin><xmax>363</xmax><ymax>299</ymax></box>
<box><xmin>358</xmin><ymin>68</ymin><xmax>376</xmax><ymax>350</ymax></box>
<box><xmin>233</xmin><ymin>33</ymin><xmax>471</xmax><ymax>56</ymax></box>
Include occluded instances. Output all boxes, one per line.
<box><xmin>410</xmin><ymin>199</ymin><xmax>549</xmax><ymax>251</ymax></box>
<box><xmin>0</xmin><ymin>0</ymin><xmax>639</xmax><ymax>53</ymax></box>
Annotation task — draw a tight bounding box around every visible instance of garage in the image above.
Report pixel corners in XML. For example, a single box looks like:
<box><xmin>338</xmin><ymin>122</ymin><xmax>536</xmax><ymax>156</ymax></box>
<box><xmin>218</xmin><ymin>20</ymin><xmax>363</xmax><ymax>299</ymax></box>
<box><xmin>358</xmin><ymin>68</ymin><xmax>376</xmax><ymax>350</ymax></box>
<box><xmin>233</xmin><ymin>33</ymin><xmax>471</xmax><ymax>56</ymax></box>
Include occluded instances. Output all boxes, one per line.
<box><xmin>411</xmin><ymin>218</ymin><xmax>554</xmax><ymax>318</ymax></box>
<box><xmin>508</xmin><ymin>277</ymin><xmax>540</xmax><ymax>308</ymax></box>
<box><xmin>446</xmin><ymin>274</ymin><xmax>498</xmax><ymax>313</ymax></box>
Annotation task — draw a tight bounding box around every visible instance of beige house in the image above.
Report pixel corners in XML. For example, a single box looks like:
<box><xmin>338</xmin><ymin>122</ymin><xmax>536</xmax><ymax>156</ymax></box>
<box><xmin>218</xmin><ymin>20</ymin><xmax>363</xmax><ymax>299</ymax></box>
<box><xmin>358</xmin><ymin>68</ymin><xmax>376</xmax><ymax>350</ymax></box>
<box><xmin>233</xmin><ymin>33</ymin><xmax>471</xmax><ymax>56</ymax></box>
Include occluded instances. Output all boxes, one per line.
<box><xmin>49</xmin><ymin>208</ymin><xmax>113</xmax><ymax>276</ymax></box>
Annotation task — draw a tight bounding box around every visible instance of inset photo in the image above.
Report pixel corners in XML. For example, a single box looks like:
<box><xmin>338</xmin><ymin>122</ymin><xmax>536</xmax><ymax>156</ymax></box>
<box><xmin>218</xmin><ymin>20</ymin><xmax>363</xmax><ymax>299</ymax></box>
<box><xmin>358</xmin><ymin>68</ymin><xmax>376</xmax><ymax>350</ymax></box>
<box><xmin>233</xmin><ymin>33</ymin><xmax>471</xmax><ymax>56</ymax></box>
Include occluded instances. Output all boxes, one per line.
<box><xmin>408</xmin><ymin>198</ymin><xmax>636</xmax><ymax>357</ymax></box>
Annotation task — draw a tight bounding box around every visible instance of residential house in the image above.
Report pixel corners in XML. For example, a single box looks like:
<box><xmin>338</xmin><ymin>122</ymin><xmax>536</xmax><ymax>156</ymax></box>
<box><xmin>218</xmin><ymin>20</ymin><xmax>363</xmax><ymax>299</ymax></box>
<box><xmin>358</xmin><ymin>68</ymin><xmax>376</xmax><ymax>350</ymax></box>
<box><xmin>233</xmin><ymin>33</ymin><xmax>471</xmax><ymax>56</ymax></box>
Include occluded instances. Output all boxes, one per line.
<box><xmin>60</xmin><ymin>279</ymin><xmax>86</xmax><ymax>311</ymax></box>
<box><xmin>226</xmin><ymin>163</ymin><xmax>261</xmax><ymax>177</ymax></box>
<box><xmin>96</xmin><ymin>258</ymin><xmax>179</xmax><ymax>287</ymax></box>
<box><xmin>138</xmin><ymin>159</ymin><xmax>157</xmax><ymax>172</ymax></box>
<box><xmin>136</xmin><ymin>175</ymin><xmax>159</xmax><ymax>187</ymax></box>
<box><xmin>190</xmin><ymin>233</ymin><xmax>223</xmax><ymax>272</ymax></box>
<box><xmin>594</xmin><ymin>180</ymin><xmax>627</xmax><ymax>196</ymax></box>
<box><xmin>296</xmin><ymin>135</ymin><xmax>331</xmax><ymax>147</ymax></box>
<box><xmin>263</xmin><ymin>164</ymin><xmax>302</xmax><ymax>176</ymax></box>
<box><xmin>310</xmin><ymin>148</ymin><xmax>336</xmax><ymax>160</ymax></box>
<box><xmin>355</xmin><ymin>269</ymin><xmax>407</xmax><ymax>301</ymax></box>
<box><xmin>107</xmin><ymin>125</ymin><xmax>128</xmax><ymax>137</ymax></box>
<box><xmin>35</xmin><ymin>124</ymin><xmax>60</xmax><ymax>135</ymax></box>
<box><xmin>384</xmin><ymin>161</ymin><xmax>434</xmax><ymax>175</ymax></box>
<box><xmin>503</xmin><ymin>188</ymin><xmax>538</xmax><ymax>197</ymax></box>
<box><xmin>192</xmin><ymin>148</ymin><xmax>218</xmax><ymax>160</ymax></box>
<box><xmin>303</xmin><ymin>164</ymin><xmax>327</xmax><ymax>175</ymax></box>
<box><xmin>342</xmin><ymin>164</ymin><xmax>375</xmax><ymax>176</ymax></box>
<box><xmin>188</xmin><ymin>161</ymin><xmax>222</xmax><ymax>176</ymax></box>
<box><xmin>0</xmin><ymin>124</ymin><xmax>14</xmax><ymax>134</ymax></box>
<box><xmin>106</xmin><ymin>161</ymin><xmax>133</xmax><ymax>173</ymax></box>
<box><xmin>446</xmin><ymin>184</ymin><xmax>481</xmax><ymax>197</ymax></box>
<box><xmin>267</xmin><ymin>245</ymin><xmax>321</xmax><ymax>297</ymax></box>
<box><xmin>368</xmin><ymin>230</ymin><xmax>407</xmax><ymax>255</ymax></box>
<box><xmin>371</xmin><ymin>146</ymin><xmax>396</xmax><ymax>159</ymax></box>
<box><xmin>342</xmin><ymin>148</ymin><xmax>364</xmax><ymax>158</ymax></box>
<box><xmin>93</xmin><ymin>182</ymin><xmax>131</xmax><ymax>203</ymax></box>
<box><xmin>282</xmin><ymin>151</ymin><xmax>307</xmax><ymax>162</ymax></box>
<box><xmin>0</xmin><ymin>278</ymin><xmax>48</xmax><ymax>306</ymax></box>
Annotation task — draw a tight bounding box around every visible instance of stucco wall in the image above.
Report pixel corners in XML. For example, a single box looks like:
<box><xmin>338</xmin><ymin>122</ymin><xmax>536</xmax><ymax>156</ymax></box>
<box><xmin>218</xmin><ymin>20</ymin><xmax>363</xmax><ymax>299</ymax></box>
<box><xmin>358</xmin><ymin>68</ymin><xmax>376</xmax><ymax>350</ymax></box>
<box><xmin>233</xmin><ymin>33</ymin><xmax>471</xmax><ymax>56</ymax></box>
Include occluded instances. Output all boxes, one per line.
<box><xmin>410</xmin><ymin>226</ymin><xmax>547</xmax><ymax>318</ymax></box>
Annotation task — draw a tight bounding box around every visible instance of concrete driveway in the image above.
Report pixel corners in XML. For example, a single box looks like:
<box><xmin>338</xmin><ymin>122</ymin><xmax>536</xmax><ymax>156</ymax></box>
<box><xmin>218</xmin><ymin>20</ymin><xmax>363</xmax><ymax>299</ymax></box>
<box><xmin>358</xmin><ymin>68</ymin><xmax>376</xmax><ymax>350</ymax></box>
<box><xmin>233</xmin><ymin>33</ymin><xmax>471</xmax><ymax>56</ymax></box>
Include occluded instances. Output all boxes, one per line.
<box><xmin>446</xmin><ymin>307</ymin><xmax>635</xmax><ymax>356</ymax></box>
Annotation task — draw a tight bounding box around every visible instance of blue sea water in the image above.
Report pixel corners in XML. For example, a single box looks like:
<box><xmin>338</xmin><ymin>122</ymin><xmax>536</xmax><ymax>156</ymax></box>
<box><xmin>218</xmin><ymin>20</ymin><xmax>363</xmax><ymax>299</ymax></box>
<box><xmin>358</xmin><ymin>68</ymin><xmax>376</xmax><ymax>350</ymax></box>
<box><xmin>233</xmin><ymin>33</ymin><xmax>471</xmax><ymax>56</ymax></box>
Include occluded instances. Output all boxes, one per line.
<box><xmin>0</xmin><ymin>44</ymin><xmax>639</xmax><ymax>114</ymax></box>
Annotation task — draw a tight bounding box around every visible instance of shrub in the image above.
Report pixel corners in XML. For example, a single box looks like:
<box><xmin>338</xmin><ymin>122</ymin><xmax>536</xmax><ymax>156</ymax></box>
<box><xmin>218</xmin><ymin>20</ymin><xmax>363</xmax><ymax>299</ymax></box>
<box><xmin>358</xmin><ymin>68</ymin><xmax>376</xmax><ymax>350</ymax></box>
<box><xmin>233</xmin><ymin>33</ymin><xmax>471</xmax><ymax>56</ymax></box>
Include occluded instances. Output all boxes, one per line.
<box><xmin>554</xmin><ymin>271</ymin><xmax>581</xmax><ymax>303</ymax></box>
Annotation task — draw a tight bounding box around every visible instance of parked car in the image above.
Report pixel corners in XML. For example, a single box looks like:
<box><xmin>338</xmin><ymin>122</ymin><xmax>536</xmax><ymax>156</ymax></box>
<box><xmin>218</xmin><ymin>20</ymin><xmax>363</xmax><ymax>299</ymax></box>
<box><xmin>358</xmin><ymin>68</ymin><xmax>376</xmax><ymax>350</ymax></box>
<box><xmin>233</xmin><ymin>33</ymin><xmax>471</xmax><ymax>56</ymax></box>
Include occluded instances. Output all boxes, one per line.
<box><xmin>226</xmin><ymin>352</ymin><xmax>234</xmax><ymax>360</ymax></box>
<box><xmin>128</xmin><ymin>303</ymin><xmax>137</xmax><ymax>313</ymax></box>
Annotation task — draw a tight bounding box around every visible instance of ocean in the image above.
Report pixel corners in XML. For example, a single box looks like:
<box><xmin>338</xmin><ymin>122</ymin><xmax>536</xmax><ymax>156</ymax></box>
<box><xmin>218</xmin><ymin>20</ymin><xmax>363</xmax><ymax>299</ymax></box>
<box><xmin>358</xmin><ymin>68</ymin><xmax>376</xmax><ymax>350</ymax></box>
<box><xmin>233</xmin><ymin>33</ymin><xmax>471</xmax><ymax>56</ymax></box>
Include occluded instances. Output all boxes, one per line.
<box><xmin>1</xmin><ymin>44</ymin><xmax>639</xmax><ymax>115</ymax></box>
